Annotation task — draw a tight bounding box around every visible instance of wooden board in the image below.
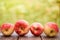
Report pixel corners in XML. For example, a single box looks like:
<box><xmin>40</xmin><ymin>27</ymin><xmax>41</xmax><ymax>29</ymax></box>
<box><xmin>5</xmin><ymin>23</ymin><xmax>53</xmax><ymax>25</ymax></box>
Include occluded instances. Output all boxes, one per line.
<box><xmin>0</xmin><ymin>32</ymin><xmax>18</xmax><ymax>40</ymax></box>
<box><xmin>19</xmin><ymin>36</ymin><xmax>41</xmax><ymax>40</ymax></box>
<box><xmin>0</xmin><ymin>29</ymin><xmax>60</xmax><ymax>40</ymax></box>
<box><xmin>18</xmin><ymin>31</ymin><xmax>41</xmax><ymax>40</ymax></box>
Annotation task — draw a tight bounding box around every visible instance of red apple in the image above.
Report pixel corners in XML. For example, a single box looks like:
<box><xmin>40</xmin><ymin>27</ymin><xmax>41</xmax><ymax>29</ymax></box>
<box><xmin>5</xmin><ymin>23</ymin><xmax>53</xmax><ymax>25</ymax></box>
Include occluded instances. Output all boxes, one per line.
<box><xmin>30</xmin><ymin>22</ymin><xmax>44</xmax><ymax>36</ymax></box>
<box><xmin>1</xmin><ymin>23</ymin><xmax>14</xmax><ymax>36</ymax></box>
<box><xmin>44</xmin><ymin>22</ymin><xmax>59</xmax><ymax>37</ymax></box>
<box><xmin>14</xmin><ymin>20</ymin><xmax>30</xmax><ymax>36</ymax></box>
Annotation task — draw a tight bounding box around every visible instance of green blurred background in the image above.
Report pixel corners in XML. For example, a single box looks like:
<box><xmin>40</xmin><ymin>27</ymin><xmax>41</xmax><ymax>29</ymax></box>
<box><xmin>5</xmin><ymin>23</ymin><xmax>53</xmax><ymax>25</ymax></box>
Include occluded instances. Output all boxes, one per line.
<box><xmin>0</xmin><ymin>0</ymin><xmax>60</xmax><ymax>27</ymax></box>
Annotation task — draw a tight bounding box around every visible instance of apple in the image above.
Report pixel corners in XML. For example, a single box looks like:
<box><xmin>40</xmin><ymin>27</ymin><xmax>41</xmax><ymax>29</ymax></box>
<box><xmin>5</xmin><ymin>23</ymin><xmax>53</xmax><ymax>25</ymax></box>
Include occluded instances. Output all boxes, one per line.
<box><xmin>30</xmin><ymin>22</ymin><xmax>44</xmax><ymax>36</ymax></box>
<box><xmin>1</xmin><ymin>23</ymin><xmax>14</xmax><ymax>36</ymax></box>
<box><xmin>14</xmin><ymin>20</ymin><xmax>30</xmax><ymax>36</ymax></box>
<box><xmin>44</xmin><ymin>22</ymin><xmax>59</xmax><ymax>37</ymax></box>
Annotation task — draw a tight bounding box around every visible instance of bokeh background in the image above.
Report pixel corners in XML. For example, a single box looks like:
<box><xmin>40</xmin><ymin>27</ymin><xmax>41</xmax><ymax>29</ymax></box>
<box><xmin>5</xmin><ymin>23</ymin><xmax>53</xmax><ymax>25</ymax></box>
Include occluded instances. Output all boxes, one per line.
<box><xmin>0</xmin><ymin>0</ymin><xmax>60</xmax><ymax>27</ymax></box>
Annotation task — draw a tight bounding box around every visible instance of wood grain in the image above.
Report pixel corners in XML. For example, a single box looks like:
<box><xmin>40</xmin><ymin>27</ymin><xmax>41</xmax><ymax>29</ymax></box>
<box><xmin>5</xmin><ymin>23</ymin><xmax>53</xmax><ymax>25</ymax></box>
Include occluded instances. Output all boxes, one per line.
<box><xmin>18</xmin><ymin>31</ymin><xmax>41</xmax><ymax>40</ymax></box>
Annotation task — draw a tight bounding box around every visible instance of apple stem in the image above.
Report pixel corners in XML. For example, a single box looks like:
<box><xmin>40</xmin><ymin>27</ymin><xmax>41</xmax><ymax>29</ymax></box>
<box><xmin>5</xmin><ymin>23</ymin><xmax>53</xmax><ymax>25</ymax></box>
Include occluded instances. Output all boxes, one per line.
<box><xmin>50</xmin><ymin>30</ymin><xmax>54</xmax><ymax>33</ymax></box>
<box><xmin>5</xmin><ymin>29</ymin><xmax>8</xmax><ymax>31</ymax></box>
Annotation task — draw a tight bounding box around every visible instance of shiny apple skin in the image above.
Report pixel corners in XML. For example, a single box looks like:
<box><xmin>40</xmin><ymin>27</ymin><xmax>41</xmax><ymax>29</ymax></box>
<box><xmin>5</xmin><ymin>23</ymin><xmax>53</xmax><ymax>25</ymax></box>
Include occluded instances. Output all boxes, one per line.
<box><xmin>30</xmin><ymin>22</ymin><xmax>44</xmax><ymax>36</ymax></box>
<box><xmin>1</xmin><ymin>23</ymin><xmax>14</xmax><ymax>36</ymax></box>
<box><xmin>14</xmin><ymin>20</ymin><xmax>30</xmax><ymax>36</ymax></box>
<box><xmin>44</xmin><ymin>22</ymin><xmax>59</xmax><ymax>37</ymax></box>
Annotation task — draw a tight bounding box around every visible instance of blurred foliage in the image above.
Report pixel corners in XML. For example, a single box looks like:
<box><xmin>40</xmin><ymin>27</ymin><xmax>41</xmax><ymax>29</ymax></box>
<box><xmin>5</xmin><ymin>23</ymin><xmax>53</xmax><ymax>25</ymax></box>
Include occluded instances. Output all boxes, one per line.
<box><xmin>0</xmin><ymin>0</ymin><xmax>60</xmax><ymax>27</ymax></box>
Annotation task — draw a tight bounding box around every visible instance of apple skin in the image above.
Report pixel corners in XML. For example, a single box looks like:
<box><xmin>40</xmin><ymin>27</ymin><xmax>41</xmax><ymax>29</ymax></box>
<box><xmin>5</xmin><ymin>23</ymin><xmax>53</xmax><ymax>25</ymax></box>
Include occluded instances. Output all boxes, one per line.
<box><xmin>44</xmin><ymin>22</ymin><xmax>59</xmax><ymax>37</ymax></box>
<box><xmin>30</xmin><ymin>22</ymin><xmax>44</xmax><ymax>36</ymax></box>
<box><xmin>1</xmin><ymin>23</ymin><xmax>14</xmax><ymax>36</ymax></box>
<box><xmin>14</xmin><ymin>20</ymin><xmax>30</xmax><ymax>36</ymax></box>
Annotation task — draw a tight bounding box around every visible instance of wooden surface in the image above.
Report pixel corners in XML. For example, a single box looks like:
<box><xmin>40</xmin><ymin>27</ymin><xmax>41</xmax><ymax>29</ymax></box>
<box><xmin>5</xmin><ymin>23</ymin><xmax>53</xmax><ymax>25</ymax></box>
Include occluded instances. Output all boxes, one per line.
<box><xmin>0</xmin><ymin>30</ymin><xmax>60</xmax><ymax>40</ymax></box>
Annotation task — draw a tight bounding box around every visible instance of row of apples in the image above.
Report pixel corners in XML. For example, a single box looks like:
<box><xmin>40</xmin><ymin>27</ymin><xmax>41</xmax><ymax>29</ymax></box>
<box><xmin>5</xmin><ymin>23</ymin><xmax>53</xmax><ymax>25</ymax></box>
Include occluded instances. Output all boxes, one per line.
<box><xmin>0</xmin><ymin>19</ymin><xmax>59</xmax><ymax>37</ymax></box>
